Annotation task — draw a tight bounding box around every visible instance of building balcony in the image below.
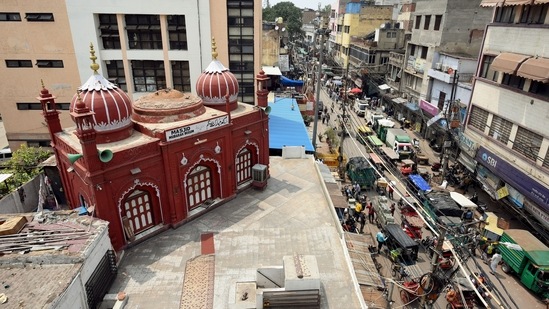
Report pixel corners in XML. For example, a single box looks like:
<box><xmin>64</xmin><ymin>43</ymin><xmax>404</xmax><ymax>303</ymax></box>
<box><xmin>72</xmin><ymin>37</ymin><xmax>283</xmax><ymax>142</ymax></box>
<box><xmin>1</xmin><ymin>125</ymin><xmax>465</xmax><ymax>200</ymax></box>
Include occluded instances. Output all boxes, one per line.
<box><xmin>427</xmin><ymin>68</ymin><xmax>453</xmax><ymax>83</ymax></box>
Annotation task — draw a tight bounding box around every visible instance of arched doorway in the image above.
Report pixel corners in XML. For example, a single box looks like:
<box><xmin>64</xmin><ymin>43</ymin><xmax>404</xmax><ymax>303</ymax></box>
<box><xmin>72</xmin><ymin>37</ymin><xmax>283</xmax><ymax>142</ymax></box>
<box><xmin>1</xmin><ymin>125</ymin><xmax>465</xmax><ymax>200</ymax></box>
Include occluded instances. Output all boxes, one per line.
<box><xmin>122</xmin><ymin>189</ymin><xmax>155</xmax><ymax>234</ymax></box>
<box><xmin>186</xmin><ymin>165</ymin><xmax>213</xmax><ymax>210</ymax></box>
<box><xmin>236</xmin><ymin>148</ymin><xmax>253</xmax><ymax>185</ymax></box>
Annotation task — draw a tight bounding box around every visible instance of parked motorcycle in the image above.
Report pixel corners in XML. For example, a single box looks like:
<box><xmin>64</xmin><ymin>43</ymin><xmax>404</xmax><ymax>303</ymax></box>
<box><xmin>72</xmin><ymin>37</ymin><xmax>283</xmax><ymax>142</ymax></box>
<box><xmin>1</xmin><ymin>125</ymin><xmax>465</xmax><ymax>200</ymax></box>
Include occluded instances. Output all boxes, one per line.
<box><xmin>470</xmin><ymin>192</ymin><xmax>487</xmax><ymax>212</ymax></box>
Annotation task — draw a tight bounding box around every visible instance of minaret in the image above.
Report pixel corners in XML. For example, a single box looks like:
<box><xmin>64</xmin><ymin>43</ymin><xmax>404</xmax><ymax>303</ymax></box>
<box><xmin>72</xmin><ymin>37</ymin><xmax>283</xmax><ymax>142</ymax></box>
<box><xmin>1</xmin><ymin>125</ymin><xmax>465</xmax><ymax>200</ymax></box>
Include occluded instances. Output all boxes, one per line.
<box><xmin>71</xmin><ymin>90</ymin><xmax>101</xmax><ymax>172</ymax></box>
<box><xmin>38</xmin><ymin>80</ymin><xmax>62</xmax><ymax>139</ymax></box>
<box><xmin>255</xmin><ymin>70</ymin><xmax>269</xmax><ymax>108</ymax></box>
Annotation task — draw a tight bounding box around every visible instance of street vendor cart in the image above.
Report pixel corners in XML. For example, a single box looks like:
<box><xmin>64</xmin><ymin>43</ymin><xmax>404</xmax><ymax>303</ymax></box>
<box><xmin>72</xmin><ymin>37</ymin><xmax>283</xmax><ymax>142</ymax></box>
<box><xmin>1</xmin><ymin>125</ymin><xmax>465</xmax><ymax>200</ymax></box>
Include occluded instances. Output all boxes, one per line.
<box><xmin>400</xmin><ymin>202</ymin><xmax>424</xmax><ymax>240</ymax></box>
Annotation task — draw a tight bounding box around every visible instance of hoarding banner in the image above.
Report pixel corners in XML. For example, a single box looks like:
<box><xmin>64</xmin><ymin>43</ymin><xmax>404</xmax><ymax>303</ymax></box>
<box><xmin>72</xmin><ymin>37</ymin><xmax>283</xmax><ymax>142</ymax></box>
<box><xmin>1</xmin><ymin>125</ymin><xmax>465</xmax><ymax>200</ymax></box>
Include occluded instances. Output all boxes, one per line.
<box><xmin>476</xmin><ymin>146</ymin><xmax>549</xmax><ymax>212</ymax></box>
<box><xmin>166</xmin><ymin>115</ymin><xmax>229</xmax><ymax>142</ymax></box>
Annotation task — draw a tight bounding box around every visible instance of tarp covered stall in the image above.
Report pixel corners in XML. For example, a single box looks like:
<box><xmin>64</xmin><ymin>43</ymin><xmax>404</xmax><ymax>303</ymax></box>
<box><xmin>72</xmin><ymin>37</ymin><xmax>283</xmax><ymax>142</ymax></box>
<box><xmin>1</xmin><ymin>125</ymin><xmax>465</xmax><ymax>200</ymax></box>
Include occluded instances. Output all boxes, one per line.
<box><xmin>408</xmin><ymin>174</ymin><xmax>431</xmax><ymax>192</ymax></box>
<box><xmin>280</xmin><ymin>76</ymin><xmax>304</xmax><ymax>87</ymax></box>
<box><xmin>425</xmin><ymin>191</ymin><xmax>463</xmax><ymax>218</ymax></box>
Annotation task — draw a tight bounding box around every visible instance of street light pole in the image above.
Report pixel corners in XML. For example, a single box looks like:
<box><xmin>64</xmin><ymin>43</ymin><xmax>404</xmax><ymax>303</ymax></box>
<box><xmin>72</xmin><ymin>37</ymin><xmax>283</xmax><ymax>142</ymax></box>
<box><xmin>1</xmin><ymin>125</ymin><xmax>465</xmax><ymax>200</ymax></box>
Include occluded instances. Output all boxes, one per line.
<box><xmin>312</xmin><ymin>16</ymin><xmax>328</xmax><ymax>151</ymax></box>
<box><xmin>440</xmin><ymin>71</ymin><xmax>458</xmax><ymax>183</ymax></box>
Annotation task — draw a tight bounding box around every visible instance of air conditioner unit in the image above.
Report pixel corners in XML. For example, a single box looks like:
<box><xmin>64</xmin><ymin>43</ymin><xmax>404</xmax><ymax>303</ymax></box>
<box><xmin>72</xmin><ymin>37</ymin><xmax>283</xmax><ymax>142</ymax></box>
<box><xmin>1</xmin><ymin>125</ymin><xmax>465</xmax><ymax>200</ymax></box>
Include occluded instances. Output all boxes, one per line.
<box><xmin>441</xmin><ymin>64</ymin><xmax>449</xmax><ymax>72</ymax></box>
<box><xmin>435</xmin><ymin>63</ymin><xmax>442</xmax><ymax>70</ymax></box>
<box><xmin>252</xmin><ymin>164</ymin><xmax>268</xmax><ymax>190</ymax></box>
<box><xmin>395</xmin><ymin>22</ymin><xmax>401</xmax><ymax>29</ymax></box>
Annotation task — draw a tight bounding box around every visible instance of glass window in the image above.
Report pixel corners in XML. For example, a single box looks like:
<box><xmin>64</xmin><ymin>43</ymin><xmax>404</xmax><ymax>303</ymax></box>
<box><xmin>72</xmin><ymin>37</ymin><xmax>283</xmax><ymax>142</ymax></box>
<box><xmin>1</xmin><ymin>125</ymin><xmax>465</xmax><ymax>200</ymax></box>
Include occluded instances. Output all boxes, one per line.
<box><xmin>529</xmin><ymin>80</ymin><xmax>549</xmax><ymax>98</ymax></box>
<box><xmin>131</xmin><ymin>60</ymin><xmax>166</xmax><ymax>92</ymax></box>
<box><xmin>434</xmin><ymin>15</ymin><xmax>442</xmax><ymax>31</ymax></box>
<box><xmin>410</xmin><ymin>44</ymin><xmax>416</xmax><ymax>56</ymax></box>
<box><xmin>480</xmin><ymin>55</ymin><xmax>498</xmax><ymax>81</ymax></box>
<box><xmin>495</xmin><ymin>6</ymin><xmax>516</xmax><ymax>23</ymax></box>
<box><xmin>424</xmin><ymin>15</ymin><xmax>431</xmax><ymax>30</ymax></box>
<box><xmin>25</xmin><ymin>13</ymin><xmax>54</xmax><ymax>22</ymax></box>
<box><xmin>98</xmin><ymin>14</ymin><xmax>120</xmax><ymax>50</ymax></box>
<box><xmin>501</xmin><ymin>73</ymin><xmax>525</xmax><ymax>90</ymax></box>
<box><xmin>106</xmin><ymin>60</ymin><xmax>127</xmax><ymax>91</ymax></box>
<box><xmin>489</xmin><ymin>115</ymin><xmax>513</xmax><ymax>144</ymax></box>
<box><xmin>520</xmin><ymin>4</ymin><xmax>548</xmax><ymax>24</ymax></box>
<box><xmin>125</xmin><ymin>14</ymin><xmax>162</xmax><ymax>50</ymax></box>
<box><xmin>168</xmin><ymin>15</ymin><xmax>188</xmax><ymax>50</ymax></box>
<box><xmin>468</xmin><ymin>106</ymin><xmax>489</xmax><ymax>132</ymax></box>
<box><xmin>512</xmin><ymin>126</ymin><xmax>543</xmax><ymax>162</ymax></box>
<box><xmin>415</xmin><ymin>15</ymin><xmax>421</xmax><ymax>29</ymax></box>
<box><xmin>0</xmin><ymin>13</ymin><xmax>21</xmax><ymax>21</ymax></box>
<box><xmin>172</xmin><ymin>61</ymin><xmax>191</xmax><ymax>92</ymax></box>
<box><xmin>5</xmin><ymin>60</ymin><xmax>32</xmax><ymax>68</ymax></box>
<box><xmin>420</xmin><ymin>46</ymin><xmax>428</xmax><ymax>59</ymax></box>
<box><xmin>35</xmin><ymin>60</ymin><xmax>63</xmax><ymax>68</ymax></box>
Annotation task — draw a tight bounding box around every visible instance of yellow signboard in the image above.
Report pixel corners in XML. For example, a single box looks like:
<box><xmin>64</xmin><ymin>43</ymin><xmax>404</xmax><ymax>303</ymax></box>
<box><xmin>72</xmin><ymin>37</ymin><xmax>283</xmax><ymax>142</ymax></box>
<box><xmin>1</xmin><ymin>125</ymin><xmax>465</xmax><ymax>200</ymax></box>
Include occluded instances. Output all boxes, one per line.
<box><xmin>496</xmin><ymin>186</ymin><xmax>509</xmax><ymax>200</ymax></box>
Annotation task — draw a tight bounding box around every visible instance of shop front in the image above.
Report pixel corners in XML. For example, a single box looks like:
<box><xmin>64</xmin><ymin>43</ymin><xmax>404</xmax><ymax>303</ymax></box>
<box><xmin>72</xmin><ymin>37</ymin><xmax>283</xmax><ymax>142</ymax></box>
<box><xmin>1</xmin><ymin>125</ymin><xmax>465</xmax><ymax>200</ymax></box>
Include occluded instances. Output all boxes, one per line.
<box><xmin>475</xmin><ymin>146</ymin><xmax>549</xmax><ymax>231</ymax></box>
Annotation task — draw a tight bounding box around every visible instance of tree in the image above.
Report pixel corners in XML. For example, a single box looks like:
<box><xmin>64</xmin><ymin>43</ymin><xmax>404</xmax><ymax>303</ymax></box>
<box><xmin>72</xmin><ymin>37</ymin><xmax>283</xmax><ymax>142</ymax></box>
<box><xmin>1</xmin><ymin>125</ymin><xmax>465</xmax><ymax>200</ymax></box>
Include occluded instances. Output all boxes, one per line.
<box><xmin>4</xmin><ymin>145</ymin><xmax>52</xmax><ymax>188</ymax></box>
<box><xmin>263</xmin><ymin>2</ymin><xmax>303</xmax><ymax>40</ymax></box>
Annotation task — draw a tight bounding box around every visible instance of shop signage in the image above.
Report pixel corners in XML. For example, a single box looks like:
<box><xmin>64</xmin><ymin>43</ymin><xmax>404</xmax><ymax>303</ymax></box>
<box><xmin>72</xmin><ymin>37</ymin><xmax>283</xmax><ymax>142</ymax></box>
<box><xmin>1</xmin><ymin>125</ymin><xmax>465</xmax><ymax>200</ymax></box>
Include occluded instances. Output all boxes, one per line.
<box><xmin>419</xmin><ymin>99</ymin><xmax>439</xmax><ymax>116</ymax></box>
<box><xmin>166</xmin><ymin>115</ymin><xmax>229</xmax><ymax>142</ymax></box>
<box><xmin>496</xmin><ymin>186</ymin><xmax>509</xmax><ymax>200</ymax></box>
<box><xmin>524</xmin><ymin>200</ymin><xmax>549</xmax><ymax>231</ymax></box>
<box><xmin>476</xmin><ymin>146</ymin><xmax>549</xmax><ymax>212</ymax></box>
<box><xmin>458</xmin><ymin>132</ymin><xmax>477</xmax><ymax>157</ymax></box>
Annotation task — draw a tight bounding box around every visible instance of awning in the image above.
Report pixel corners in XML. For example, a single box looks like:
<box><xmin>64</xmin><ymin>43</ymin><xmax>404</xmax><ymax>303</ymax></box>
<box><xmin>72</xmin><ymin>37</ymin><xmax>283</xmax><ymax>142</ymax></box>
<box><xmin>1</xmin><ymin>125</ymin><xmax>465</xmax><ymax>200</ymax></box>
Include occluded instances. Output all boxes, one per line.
<box><xmin>457</xmin><ymin>153</ymin><xmax>477</xmax><ymax>173</ymax></box>
<box><xmin>379</xmin><ymin>84</ymin><xmax>390</xmax><ymax>90</ymax></box>
<box><xmin>280</xmin><ymin>75</ymin><xmax>304</xmax><ymax>87</ymax></box>
<box><xmin>501</xmin><ymin>0</ymin><xmax>533</xmax><ymax>5</ymax></box>
<box><xmin>262</xmin><ymin>66</ymin><xmax>282</xmax><ymax>76</ymax></box>
<box><xmin>392</xmin><ymin>97</ymin><xmax>407</xmax><ymax>104</ymax></box>
<box><xmin>0</xmin><ymin>174</ymin><xmax>13</xmax><ymax>183</ymax></box>
<box><xmin>517</xmin><ymin>57</ymin><xmax>549</xmax><ymax>82</ymax></box>
<box><xmin>480</xmin><ymin>0</ymin><xmax>503</xmax><ymax>7</ymax></box>
<box><xmin>333</xmin><ymin>80</ymin><xmax>342</xmax><ymax>86</ymax></box>
<box><xmin>490</xmin><ymin>52</ymin><xmax>531</xmax><ymax>74</ymax></box>
<box><xmin>535</xmin><ymin>0</ymin><xmax>549</xmax><ymax>3</ymax></box>
<box><xmin>450</xmin><ymin>192</ymin><xmax>477</xmax><ymax>209</ymax></box>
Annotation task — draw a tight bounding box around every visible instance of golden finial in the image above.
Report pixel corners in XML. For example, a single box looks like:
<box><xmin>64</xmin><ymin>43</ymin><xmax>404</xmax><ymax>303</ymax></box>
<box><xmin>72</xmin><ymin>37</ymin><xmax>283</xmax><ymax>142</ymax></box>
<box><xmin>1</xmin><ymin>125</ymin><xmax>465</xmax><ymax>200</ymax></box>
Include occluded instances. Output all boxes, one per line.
<box><xmin>89</xmin><ymin>43</ymin><xmax>100</xmax><ymax>74</ymax></box>
<box><xmin>41</xmin><ymin>79</ymin><xmax>45</xmax><ymax>89</ymax></box>
<box><xmin>211</xmin><ymin>37</ymin><xmax>218</xmax><ymax>60</ymax></box>
<box><xmin>76</xmin><ymin>90</ymin><xmax>82</xmax><ymax>101</ymax></box>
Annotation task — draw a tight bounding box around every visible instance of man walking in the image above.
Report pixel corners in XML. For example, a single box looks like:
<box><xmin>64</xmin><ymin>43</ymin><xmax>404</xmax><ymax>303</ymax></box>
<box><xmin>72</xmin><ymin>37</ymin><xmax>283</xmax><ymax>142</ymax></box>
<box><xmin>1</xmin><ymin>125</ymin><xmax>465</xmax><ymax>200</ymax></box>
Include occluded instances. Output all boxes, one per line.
<box><xmin>368</xmin><ymin>202</ymin><xmax>375</xmax><ymax>224</ymax></box>
<box><xmin>489</xmin><ymin>249</ymin><xmax>502</xmax><ymax>275</ymax></box>
<box><xmin>376</xmin><ymin>230</ymin><xmax>387</xmax><ymax>253</ymax></box>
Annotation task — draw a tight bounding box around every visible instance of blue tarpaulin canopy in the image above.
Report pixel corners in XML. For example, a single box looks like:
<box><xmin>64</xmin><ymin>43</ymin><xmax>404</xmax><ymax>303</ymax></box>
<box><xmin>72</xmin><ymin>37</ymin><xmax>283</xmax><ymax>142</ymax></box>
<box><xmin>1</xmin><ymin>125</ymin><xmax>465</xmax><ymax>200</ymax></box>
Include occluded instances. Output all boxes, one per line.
<box><xmin>280</xmin><ymin>76</ymin><xmax>304</xmax><ymax>87</ymax></box>
<box><xmin>268</xmin><ymin>97</ymin><xmax>314</xmax><ymax>152</ymax></box>
<box><xmin>408</xmin><ymin>174</ymin><xmax>431</xmax><ymax>192</ymax></box>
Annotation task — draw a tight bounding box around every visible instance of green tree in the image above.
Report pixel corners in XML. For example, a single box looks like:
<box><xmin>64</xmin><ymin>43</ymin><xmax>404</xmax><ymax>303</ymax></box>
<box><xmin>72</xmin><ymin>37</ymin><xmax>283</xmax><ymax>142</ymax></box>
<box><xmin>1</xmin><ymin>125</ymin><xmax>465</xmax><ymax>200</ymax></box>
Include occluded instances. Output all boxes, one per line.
<box><xmin>4</xmin><ymin>145</ymin><xmax>51</xmax><ymax>188</ymax></box>
<box><xmin>263</xmin><ymin>2</ymin><xmax>303</xmax><ymax>40</ymax></box>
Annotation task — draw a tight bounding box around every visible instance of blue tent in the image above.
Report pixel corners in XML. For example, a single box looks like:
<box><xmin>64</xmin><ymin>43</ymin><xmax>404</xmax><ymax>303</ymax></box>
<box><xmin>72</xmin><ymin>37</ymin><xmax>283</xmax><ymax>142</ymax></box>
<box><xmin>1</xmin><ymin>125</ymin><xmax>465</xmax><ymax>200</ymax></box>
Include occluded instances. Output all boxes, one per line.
<box><xmin>280</xmin><ymin>76</ymin><xmax>304</xmax><ymax>87</ymax></box>
<box><xmin>268</xmin><ymin>97</ymin><xmax>314</xmax><ymax>153</ymax></box>
<box><xmin>408</xmin><ymin>174</ymin><xmax>431</xmax><ymax>192</ymax></box>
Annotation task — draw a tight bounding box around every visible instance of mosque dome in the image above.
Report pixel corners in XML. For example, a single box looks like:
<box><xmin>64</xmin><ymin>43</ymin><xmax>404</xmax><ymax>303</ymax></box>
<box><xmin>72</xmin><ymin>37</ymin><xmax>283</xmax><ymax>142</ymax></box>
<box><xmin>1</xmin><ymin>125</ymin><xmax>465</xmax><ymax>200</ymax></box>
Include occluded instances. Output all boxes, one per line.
<box><xmin>132</xmin><ymin>88</ymin><xmax>206</xmax><ymax>123</ymax></box>
<box><xmin>69</xmin><ymin>44</ymin><xmax>133</xmax><ymax>143</ymax></box>
<box><xmin>196</xmin><ymin>38</ymin><xmax>239</xmax><ymax>111</ymax></box>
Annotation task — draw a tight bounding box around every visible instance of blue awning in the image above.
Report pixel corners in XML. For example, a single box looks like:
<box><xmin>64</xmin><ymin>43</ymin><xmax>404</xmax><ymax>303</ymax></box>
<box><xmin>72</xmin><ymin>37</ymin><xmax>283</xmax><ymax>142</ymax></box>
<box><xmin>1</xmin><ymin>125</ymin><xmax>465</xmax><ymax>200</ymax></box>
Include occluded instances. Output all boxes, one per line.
<box><xmin>280</xmin><ymin>76</ymin><xmax>304</xmax><ymax>87</ymax></box>
<box><xmin>268</xmin><ymin>98</ymin><xmax>314</xmax><ymax>152</ymax></box>
<box><xmin>405</xmin><ymin>102</ymin><xmax>419</xmax><ymax>111</ymax></box>
<box><xmin>408</xmin><ymin>174</ymin><xmax>431</xmax><ymax>192</ymax></box>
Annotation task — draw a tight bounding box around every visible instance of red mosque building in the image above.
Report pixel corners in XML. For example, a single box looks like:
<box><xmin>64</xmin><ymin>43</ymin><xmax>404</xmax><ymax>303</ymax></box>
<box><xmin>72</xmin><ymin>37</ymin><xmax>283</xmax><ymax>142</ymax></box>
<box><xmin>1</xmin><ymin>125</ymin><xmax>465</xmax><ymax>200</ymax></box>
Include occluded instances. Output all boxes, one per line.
<box><xmin>39</xmin><ymin>43</ymin><xmax>270</xmax><ymax>250</ymax></box>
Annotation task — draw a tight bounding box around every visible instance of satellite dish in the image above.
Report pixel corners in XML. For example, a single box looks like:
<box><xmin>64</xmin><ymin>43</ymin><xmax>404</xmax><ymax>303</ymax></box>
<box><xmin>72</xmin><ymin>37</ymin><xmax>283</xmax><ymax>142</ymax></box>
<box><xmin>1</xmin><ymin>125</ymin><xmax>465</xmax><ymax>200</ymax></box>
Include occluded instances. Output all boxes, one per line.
<box><xmin>380</xmin><ymin>23</ymin><xmax>386</xmax><ymax>29</ymax></box>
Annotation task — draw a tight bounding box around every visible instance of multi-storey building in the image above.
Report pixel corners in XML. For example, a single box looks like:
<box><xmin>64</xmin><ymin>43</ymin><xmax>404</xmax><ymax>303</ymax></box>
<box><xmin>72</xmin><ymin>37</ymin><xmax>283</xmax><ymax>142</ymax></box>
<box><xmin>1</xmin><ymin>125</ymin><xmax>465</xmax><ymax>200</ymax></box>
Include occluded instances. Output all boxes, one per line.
<box><xmin>465</xmin><ymin>0</ymin><xmax>549</xmax><ymax>241</ymax></box>
<box><xmin>1</xmin><ymin>0</ymin><xmax>263</xmax><ymax>150</ymax></box>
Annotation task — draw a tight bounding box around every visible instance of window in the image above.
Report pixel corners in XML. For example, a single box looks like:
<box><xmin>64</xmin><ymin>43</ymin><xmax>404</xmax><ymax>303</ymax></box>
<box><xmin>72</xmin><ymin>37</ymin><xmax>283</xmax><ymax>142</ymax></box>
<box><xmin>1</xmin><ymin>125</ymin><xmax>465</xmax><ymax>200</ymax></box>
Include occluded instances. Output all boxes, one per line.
<box><xmin>437</xmin><ymin>91</ymin><xmax>446</xmax><ymax>111</ymax></box>
<box><xmin>98</xmin><ymin>14</ymin><xmax>120</xmax><ymax>50</ymax></box>
<box><xmin>344</xmin><ymin>25</ymin><xmax>350</xmax><ymax>33</ymax></box>
<box><xmin>489</xmin><ymin>115</ymin><xmax>513</xmax><ymax>144</ymax></box>
<box><xmin>424</xmin><ymin>15</ymin><xmax>431</xmax><ymax>30</ymax></box>
<box><xmin>468</xmin><ymin>106</ymin><xmax>489</xmax><ymax>131</ymax></box>
<box><xmin>125</xmin><ymin>14</ymin><xmax>162</xmax><ymax>49</ymax></box>
<box><xmin>227</xmin><ymin>0</ymin><xmax>255</xmax><ymax>104</ymax></box>
<box><xmin>434</xmin><ymin>15</ymin><xmax>442</xmax><ymax>30</ymax></box>
<box><xmin>35</xmin><ymin>60</ymin><xmax>63</xmax><ymax>68</ymax></box>
<box><xmin>105</xmin><ymin>60</ymin><xmax>127</xmax><ymax>91</ymax></box>
<box><xmin>495</xmin><ymin>6</ymin><xmax>516</xmax><ymax>23</ymax></box>
<box><xmin>27</xmin><ymin>141</ymin><xmax>52</xmax><ymax>147</ymax></box>
<box><xmin>168</xmin><ymin>15</ymin><xmax>188</xmax><ymax>50</ymax></box>
<box><xmin>415</xmin><ymin>15</ymin><xmax>421</xmax><ymax>29</ymax></box>
<box><xmin>172</xmin><ymin>61</ymin><xmax>191</xmax><ymax>92</ymax></box>
<box><xmin>420</xmin><ymin>46</ymin><xmax>428</xmax><ymax>59</ymax></box>
<box><xmin>480</xmin><ymin>55</ymin><xmax>498</xmax><ymax>81</ymax></box>
<box><xmin>380</xmin><ymin>56</ymin><xmax>389</xmax><ymax>65</ymax></box>
<box><xmin>410</xmin><ymin>44</ymin><xmax>416</xmax><ymax>56</ymax></box>
<box><xmin>520</xmin><ymin>4</ymin><xmax>548</xmax><ymax>24</ymax></box>
<box><xmin>0</xmin><ymin>13</ymin><xmax>21</xmax><ymax>21</ymax></box>
<box><xmin>131</xmin><ymin>60</ymin><xmax>166</xmax><ymax>92</ymax></box>
<box><xmin>512</xmin><ymin>126</ymin><xmax>542</xmax><ymax>161</ymax></box>
<box><xmin>529</xmin><ymin>80</ymin><xmax>549</xmax><ymax>97</ymax></box>
<box><xmin>5</xmin><ymin>60</ymin><xmax>32</xmax><ymax>68</ymax></box>
<box><xmin>25</xmin><ymin>13</ymin><xmax>54</xmax><ymax>22</ymax></box>
<box><xmin>501</xmin><ymin>73</ymin><xmax>525</xmax><ymax>89</ymax></box>
<box><xmin>543</xmin><ymin>148</ymin><xmax>549</xmax><ymax>169</ymax></box>
<box><xmin>17</xmin><ymin>103</ymin><xmax>69</xmax><ymax>110</ymax></box>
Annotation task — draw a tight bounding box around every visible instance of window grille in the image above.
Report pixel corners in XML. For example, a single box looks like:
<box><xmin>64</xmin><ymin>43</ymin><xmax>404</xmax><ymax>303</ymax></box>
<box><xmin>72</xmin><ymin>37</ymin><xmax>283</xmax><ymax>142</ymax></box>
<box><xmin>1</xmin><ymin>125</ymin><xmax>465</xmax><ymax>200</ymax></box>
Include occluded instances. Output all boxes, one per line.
<box><xmin>5</xmin><ymin>60</ymin><xmax>32</xmax><ymax>68</ymax></box>
<box><xmin>25</xmin><ymin>13</ymin><xmax>54</xmax><ymax>22</ymax></box>
<box><xmin>0</xmin><ymin>13</ymin><xmax>21</xmax><ymax>21</ymax></box>
<box><xmin>512</xmin><ymin>126</ymin><xmax>542</xmax><ymax>162</ymax></box>
<box><xmin>468</xmin><ymin>106</ymin><xmax>488</xmax><ymax>131</ymax></box>
<box><xmin>488</xmin><ymin>115</ymin><xmax>512</xmax><ymax>144</ymax></box>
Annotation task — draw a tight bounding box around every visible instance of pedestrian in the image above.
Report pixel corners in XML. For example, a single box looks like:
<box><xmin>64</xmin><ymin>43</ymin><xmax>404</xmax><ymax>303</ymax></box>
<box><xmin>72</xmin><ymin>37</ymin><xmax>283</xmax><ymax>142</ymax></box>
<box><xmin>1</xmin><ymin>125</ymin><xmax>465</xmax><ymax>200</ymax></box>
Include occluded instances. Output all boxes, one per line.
<box><xmin>321</xmin><ymin>113</ymin><xmax>326</xmax><ymax>124</ymax></box>
<box><xmin>387</xmin><ymin>185</ymin><xmax>394</xmax><ymax>200</ymax></box>
<box><xmin>323</xmin><ymin>106</ymin><xmax>328</xmax><ymax>114</ymax></box>
<box><xmin>376</xmin><ymin>230</ymin><xmax>388</xmax><ymax>253</ymax></box>
<box><xmin>326</xmin><ymin>113</ymin><xmax>331</xmax><ymax>124</ymax></box>
<box><xmin>483</xmin><ymin>242</ymin><xmax>496</xmax><ymax>263</ymax></box>
<box><xmin>489</xmin><ymin>249</ymin><xmax>502</xmax><ymax>275</ymax></box>
<box><xmin>358</xmin><ymin>212</ymin><xmax>366</xmax><ymax>233</ymax></box>
<box><xmin>354</xmin><ymin>201</ymin><xmax>363</xmax><ymax>221</ymax></box>
<box><xmin>368</xmin><ymin>202</ymin><xmax>375</xmax><ymax>223</ymax></box>
<box><xmin>390</xmin><ymin>203</ymin><xmax>396</xmax><ymax>217</ymax></box>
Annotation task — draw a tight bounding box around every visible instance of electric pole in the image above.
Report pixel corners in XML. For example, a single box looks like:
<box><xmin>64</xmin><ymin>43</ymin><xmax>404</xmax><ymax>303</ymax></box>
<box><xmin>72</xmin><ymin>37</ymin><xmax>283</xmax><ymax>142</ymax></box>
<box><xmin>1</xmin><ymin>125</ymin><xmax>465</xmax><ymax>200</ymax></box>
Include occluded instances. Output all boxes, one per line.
<box><xmin>419</xmin><ymin>229</ymin><xmax>446</xmax><ymax>308</ymax></box>
<box><xmin>312</xmin><ymin>14</ymin><xmax>328</xmax><ymax>151</ymax></box>
<box><xmin>440</xmin><ymin>70</ymin><xmax>458</xmax><ymax>183</ymax></box>
<box><xmin>338</xmin><ymin>50</ymin><xmax>351</xmax><ymax>181</ymax></box>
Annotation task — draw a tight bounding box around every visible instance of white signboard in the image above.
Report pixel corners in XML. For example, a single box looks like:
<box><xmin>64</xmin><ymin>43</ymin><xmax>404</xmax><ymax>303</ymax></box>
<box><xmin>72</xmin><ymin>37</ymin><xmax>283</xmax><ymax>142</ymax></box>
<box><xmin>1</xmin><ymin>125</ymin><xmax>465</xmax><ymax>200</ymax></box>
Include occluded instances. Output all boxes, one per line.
<box><xmin>165</xmin><ymin>115</ymin><xmax>229</xmax><ymax>142</ymax></box>
<box><xmin>524</xmin><ymin>200</ymin><xmax>549</xmax><ymax>231</ymax></box>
